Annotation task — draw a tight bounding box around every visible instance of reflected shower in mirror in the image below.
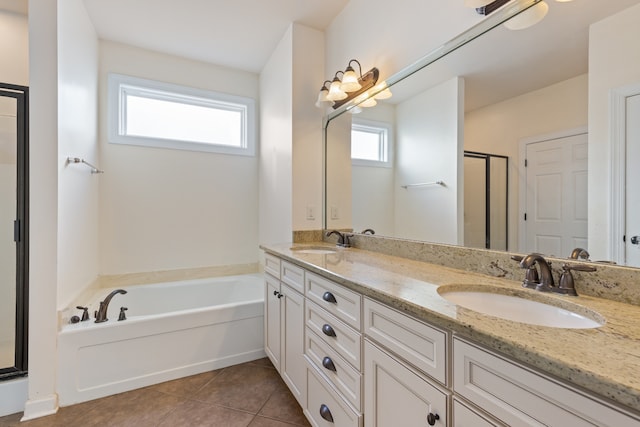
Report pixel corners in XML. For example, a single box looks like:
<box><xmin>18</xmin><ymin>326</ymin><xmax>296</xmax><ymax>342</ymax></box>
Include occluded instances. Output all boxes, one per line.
<box><xmin>324</xmin><ymin>0</ymin><xmax>640</xmax><ymax>267</ymax></box>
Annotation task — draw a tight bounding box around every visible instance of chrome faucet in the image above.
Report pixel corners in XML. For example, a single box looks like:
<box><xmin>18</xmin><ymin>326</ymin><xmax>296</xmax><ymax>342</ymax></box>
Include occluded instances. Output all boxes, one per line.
<box><xmin>95</xmin><ymin>289</ymin><xmax>127</xmax><ymax>323</ymax></box>
<box><xmin>518</xmin><ymin>253</ymin><xmax>555</xmax><ymax>292</ymax></box>
<box><xmin>326</xmin><ymin>230</ymin><xmax>352</xmax><ymax>248</ymax></box>
<box><xmin>569</xmin><ymin>247</ymin><xmax>590</xmax><ymax>260</ymax></box>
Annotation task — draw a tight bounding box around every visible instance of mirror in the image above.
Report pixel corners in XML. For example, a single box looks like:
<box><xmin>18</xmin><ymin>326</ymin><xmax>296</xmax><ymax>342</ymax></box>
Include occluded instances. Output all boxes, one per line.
<box><xmin>325</xmin><ymin>0</ymin><xmax>640</xmax><ymax>267</ymax></box>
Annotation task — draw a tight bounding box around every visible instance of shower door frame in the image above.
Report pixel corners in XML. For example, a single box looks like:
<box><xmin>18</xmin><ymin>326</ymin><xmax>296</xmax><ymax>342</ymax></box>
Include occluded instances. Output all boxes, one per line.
<box><xmin>0</xmin><ymin>83</ymin><xmax>29</xmax><ymax>381</ymax></box>
<box><xmin>464</xmin><ymin>150</ymin><xmax>509</xmax><ymax>250</ymax></box>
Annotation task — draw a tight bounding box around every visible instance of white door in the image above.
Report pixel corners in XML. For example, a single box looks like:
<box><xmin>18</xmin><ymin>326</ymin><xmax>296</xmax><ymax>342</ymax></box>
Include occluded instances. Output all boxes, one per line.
<box><xmin>626</xmin><ymin>94</ymin><xmax>640</xmax><ymax>267</ymax></box>
<box><xmin>524</xmin><ymin>133</ymin><xmax>588</xmax><ymax>258</ymax></box>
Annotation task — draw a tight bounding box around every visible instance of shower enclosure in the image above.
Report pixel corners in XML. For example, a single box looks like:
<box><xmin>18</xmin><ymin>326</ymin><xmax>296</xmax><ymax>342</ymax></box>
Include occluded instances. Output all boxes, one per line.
<box><xmin>463</xmin><ymin>150</ymin><xmax>508</xmax><ymax>251</ymax></box>
<box><xmin>0</xmin><ymin>83</ymin><xmax>28</xmax><ymax>381</ymax></box>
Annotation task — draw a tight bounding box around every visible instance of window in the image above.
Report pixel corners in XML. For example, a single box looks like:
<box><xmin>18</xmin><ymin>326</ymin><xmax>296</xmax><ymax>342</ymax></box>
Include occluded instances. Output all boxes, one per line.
<box><xmin>108</xmin><ymin>74</ymin><xmax>256</xmax><ymax>156</ymax></box>
<box><xmin>351</xmin><ymin>119</ymin><xmax>392</xmax><ymax>167</ymax></box>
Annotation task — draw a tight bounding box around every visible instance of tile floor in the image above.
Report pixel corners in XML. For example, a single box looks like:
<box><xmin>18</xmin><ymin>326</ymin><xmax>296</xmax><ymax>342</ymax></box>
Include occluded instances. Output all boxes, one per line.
<box><xmin>0</xmin><ymin>358</ymin><xmax>310</xmax><ymax>427</ymax></box>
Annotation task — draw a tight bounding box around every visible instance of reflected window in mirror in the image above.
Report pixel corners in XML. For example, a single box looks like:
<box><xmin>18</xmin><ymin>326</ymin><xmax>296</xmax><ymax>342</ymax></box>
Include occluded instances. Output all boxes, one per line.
<box><xmin>351</xmin><ymin>119</ymin><xmax>393</xmax><ymax>168</ymax></box>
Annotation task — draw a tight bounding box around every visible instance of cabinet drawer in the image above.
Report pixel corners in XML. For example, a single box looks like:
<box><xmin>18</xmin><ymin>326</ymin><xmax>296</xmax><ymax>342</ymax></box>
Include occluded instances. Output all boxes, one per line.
<box><xmin>364</xmin><ymin>340</ymin><xmax>448</xmax><ymax>427</ymax></box>
<box><xmin>264</xmin><ymin>253</ymin><xmax>281</xmax><ymax>278</ymax></box>
<box><xmin>305</xmin><ymin>328</ymin><xmax>362</xmax><ymax>411</ymax></box>
<box><xmin>453</xmin><ymin>338</ymin><xmax>640</xmax><ymax>427</ymax></box>
<box><xmin>305</xmin><ymin>363</ymin><xmax>362</xmax><ymax>427</ymax></box>
<box><xmin>281</xmin><ymin>261</ymin><xmax>304</xmax><ymax>294</ymax></box>
<box><xmin>306</xmin><ymin>301</ymin><xmax>361</xmax><ymax>370</ymax></box>
<box><xmin>453</xmin><ymin>398</ymin><xmax>502</xmax><ymax>427</ymax></box>
<box><xmin>364</xmin><ymin>298</ymin><xmax>447</xmax><ymax>385</ymax></box>
<box><xmin>306</xmin><ymin>271</ymin><xmax>361</xmax><ymax>330</ymax></box>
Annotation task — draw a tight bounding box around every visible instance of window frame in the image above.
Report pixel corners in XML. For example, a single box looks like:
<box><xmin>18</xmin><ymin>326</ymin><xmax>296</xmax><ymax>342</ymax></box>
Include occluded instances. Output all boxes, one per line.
<box><xmin>351</xmin><ymin>118</ymin><xmax>393</xmax><ymax>168</ymax></box>
<box><xmin>108</xmin><ymin>73</ymin><xmax>256</xmax><ymax>156</ymax></box>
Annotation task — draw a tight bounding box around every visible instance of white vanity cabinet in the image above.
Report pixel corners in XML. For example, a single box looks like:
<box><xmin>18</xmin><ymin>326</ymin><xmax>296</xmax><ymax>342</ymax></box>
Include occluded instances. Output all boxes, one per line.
<box><xmin>453</xmin><ymin>338</ymin><xmax>640</xmax><ymax>427</ymax></box>
<box><xmin>263</xmin><ymin>254</ymin><xmax>306</xmax><ymax>406</ymax></box>
<box><xmin>363</xmin><ymin>297</ymin><xmax>449</xmax><ymax>426</ymax></box>
<box><xmin>303</xmin><ymin>271</ymin><xmax>363</xmax><ymax>426</ymax></box>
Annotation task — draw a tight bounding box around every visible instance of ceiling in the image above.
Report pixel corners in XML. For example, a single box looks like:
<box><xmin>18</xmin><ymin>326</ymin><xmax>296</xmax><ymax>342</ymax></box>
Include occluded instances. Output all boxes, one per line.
<box><xmin>82</xmin><ymin>0</ymin><xmax>349</xmax><ymax>73</ymax></box>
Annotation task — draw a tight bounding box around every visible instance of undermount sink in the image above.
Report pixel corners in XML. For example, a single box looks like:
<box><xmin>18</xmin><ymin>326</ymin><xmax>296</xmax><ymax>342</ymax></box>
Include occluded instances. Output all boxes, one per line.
<box><xmin>438</xmin><ymin>285</ymin><xmax>605</xmax><ymax>329</ymax></box>
<box><xmin>290</xmin><ymin>246</ymin><xmax>337</xmax><ymax>255</ymax></box>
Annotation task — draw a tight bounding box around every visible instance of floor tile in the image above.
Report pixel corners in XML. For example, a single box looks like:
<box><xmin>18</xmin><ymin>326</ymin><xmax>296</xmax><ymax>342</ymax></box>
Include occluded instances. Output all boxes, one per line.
<box><xmin>194</xmin><ymin>363</ymin><xmax>283</xmax><ymax>413</ymax></box>
<box><xmin>249</xmin><ymin>415</ymin><xmax>308</xmax><ymax>427</ymax></box>
<box><xmin>248</xmin><ymin>357</ymin><xmax>277</xmax><ymax>369</ymax></box>
<box><xmin>146</xmin><ymin>370</ymin><xmax>219</xmax><ymax>397</ymax></box>
<box><xmin>258</xmin><ymin>388</ymin><xmax>309</xmax><ymax>426</ymax></box>
<box><xmin>157</xmin><ymin>400</ymin><xmax>254</xmax><ymax>427</ymax></box>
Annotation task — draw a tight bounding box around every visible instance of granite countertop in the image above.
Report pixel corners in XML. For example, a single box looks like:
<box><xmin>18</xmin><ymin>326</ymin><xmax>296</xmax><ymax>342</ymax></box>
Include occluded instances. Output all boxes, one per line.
<box><xmin>261</xmin><ymin>242</ymin><xmax>640</xmax><ymax>413</ymax></box>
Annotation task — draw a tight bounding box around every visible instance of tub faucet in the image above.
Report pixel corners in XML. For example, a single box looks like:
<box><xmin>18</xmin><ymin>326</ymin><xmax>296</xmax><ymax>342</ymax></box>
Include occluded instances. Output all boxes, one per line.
<box><xmin>326</xmin><ymin>230</ymin><xmax>352</xmax><ymax>248</ymax></box>
<box><xmin>519</xmin><ymin>253</ymin><xmax>555</xmax><ymax>292</ymax></box>
<box><xmin>95</xmin><ymin>289</ymin><xmax>127</xmax><ymax>323</ymax></box>
<box><xmin>569</xmin><ymin>247</ymin><xmax>590</xmax><ymax>260</ymax></box>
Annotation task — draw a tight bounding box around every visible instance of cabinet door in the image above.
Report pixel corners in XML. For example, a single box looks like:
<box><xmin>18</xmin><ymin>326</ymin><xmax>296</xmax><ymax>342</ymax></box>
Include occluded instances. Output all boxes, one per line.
<box><xmin>281</xmin><ymin>283</ymin><xmax>306</xmax><ymax>406</ymax></box>
<box><xmin>264</xmin><ymin>273</ymin><xmax>281</xmax><ymax>369</ymax></box>
<box><xmin>364</xmin><ymin>340</ymin><xmax>447</xmax><ymax>427</ymax></box>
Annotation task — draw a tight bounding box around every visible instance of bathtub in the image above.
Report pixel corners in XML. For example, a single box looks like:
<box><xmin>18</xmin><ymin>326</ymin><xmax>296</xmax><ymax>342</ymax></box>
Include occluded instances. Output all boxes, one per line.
<box><xmin>57</xmin><ymin>273</ymin><xmax>265</xmax><ymax>406</ymax></box>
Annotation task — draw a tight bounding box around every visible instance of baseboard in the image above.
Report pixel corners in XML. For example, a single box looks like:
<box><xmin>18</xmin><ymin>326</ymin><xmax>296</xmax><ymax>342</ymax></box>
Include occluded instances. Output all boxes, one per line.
<box><xmin>21</xmin><ymin>393</ymin><xmax>58</xmax><ymax>421</ymax></box>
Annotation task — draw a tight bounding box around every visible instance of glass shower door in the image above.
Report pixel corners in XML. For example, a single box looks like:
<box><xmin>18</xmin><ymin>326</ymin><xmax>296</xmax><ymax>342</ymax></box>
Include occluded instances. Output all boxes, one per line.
<box><xmin>0</xmin><ymin>95</ymin><xmax>17</xmax><ymax>369</ymax></box>
<box><xmin>0</xmin><ymin>83</ymin><xmax>28</xmax><ymax>381</ymax></box>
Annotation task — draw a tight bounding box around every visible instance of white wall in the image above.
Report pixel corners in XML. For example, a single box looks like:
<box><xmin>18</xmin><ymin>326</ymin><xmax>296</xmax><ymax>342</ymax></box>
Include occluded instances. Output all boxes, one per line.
<box><xmin>326</xmin><ymin>113</ymin><xmax>353</xmax><ymax>230</ymax></box>
<box><xmin>292</xmin><ymin>24</ymin><xmax>325</xmax><ymax>232</ymax></box>
<box><xmin>325</xmin><ymin>0</ymin><xmax>482</xmax><ymax>83</ymax></box>
<box><xmin>394</xmin><ymin>77</ymin><xmax>464</xmax><ymax>244</ymax></box>
<box><xmin>588</xmin><ymin>3</ymin><xmax>640</xmax><ymax>261</ymax></box>
<box><xmin>0</xmin><ymin>10</ymin><xmax>28</xmax><ymax>85</ymax></box>
<box><xmin>57</xmin><ymin>0</ymin><xmax>99</xmax><ymax>309</ymax></box>
<box><xmin>98</xmin><ymin>41</ymin><xmax>259</xmax><ymax>274</ymax></box>
<box><xmin>465</xmin><ymin>74</ymin><xmax>588</xmax><ymax>250</ymax></box>
<box><xmin>352</xmin><ymin>104</ymin><xmax>396</xmax><ymax>235</ymax></box>
<box><xmin>24</xmin><ymin>0</ymin><xmax>59</xmax><ymax>419</ymax></box>
<box><xmin>259</xmin><ymin>27</ymin><xmax>293</xmax><ymax>244</ymax></box>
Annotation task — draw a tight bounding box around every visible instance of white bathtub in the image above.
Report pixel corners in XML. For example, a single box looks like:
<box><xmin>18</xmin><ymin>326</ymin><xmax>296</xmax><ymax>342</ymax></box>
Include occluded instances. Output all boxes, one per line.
<box><xmin>57</xmin><ymin>273</ymin><xmax>265</xmax><ymax>406</ymax></box>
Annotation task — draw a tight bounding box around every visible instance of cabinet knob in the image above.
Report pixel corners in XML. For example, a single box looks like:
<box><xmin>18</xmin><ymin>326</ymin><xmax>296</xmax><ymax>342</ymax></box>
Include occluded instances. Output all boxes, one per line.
<box><xmin>427</xmin><ymin>412</ymin><xmax>440</xmax><ymax>425</ymax></box>
<box><xmin>322</xmin><ymin>324</ymin><xmax>337</xmax><ymax>337</ymax></box>
<box><xmin>273</xmin><ymin>290</ymin><xmax>278</xmax><ymax>296</ymax></box>
<box><xmin>277</xmin><ymin>292</ymin><xmax>284</xmax><ymax>299</ymax></box>
<box><xmin>322</xmin><ymin>356</ymin><xmax>337</xmax><ymax>372</ymax></box>
<box><xmin>319</xmin><ymin>404</ymin><xmax>334</xmax><ymax>423</ymax></box>
<box><xmin>322</xmin><ymin>291</ymin><xmax>337</xmax><ymax>304</ymax></box>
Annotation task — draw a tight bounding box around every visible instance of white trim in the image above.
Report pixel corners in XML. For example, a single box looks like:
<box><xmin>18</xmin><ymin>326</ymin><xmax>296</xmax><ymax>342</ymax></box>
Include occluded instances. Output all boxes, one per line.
<box><xmin>0</xmin><ymin>378</ymin><xmax>28</xmax><ymax>417</ymax></box>
<box><xmin>21</xmin><ymin>394</ymin><xmax>58</xmax><ymax>421</ymax></box>
<box><xmin>351</xmin><ymin>118</ymin><xmax>393</xmax><ymax>168</ymax></box>
<box><xmin>610</xmin><ymin>83</ymin><xmax>640</xmax><ymax>265</ymax></box>
<box><xmin>517</xmin><ymin>126</ymin><xmax>587</xmax><ymax>252</ymax></box>
<box><xmin>107</xmin><ymin>73</ymin><xmax>256</xmax><ymax>156</ymax></box>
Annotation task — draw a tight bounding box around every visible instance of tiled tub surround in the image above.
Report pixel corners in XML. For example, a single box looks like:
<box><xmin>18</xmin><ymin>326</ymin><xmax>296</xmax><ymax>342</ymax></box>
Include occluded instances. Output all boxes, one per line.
<box><xmin>262</xmin><ymin>242</ymin><xmax>640</xmax><ymax>415</ymax></box>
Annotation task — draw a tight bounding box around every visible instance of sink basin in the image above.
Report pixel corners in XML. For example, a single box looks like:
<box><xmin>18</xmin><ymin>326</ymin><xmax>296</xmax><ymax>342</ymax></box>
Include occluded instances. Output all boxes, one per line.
<box><xmin>438</xmin><ymin>285</ymin><xmax>605</xmax><ymax>329</ymax></box>
<box><xmin>290</xmin><ymin>246</ymin><xmax>337</xmax><ymax>255</ymax></box>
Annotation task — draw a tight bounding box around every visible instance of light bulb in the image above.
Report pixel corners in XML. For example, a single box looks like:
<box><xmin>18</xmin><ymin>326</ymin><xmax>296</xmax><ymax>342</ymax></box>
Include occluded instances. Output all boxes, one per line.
<box><xmin>326</xmin><ymin>77</ymin><xmax>347</xmax><ymax>101</ymax></box>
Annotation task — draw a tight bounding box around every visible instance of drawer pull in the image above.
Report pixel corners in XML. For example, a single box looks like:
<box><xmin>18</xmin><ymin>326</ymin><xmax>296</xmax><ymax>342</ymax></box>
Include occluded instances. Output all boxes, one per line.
<box><xmin>319</xmin><ymin>404</ymin><xmax>334</xmax><ymax>423</ymax></box>
<box><xmin>322</xmin><ymin>356</ymin><xmax>337</xmax><ymax>372</ymax></box>
<box><xmin>322</xmin><ymin>291</ymin><xmax>337</xmax><ymax>304</ymax></box>
<box><xmin>322</xmin><ymin>324</ymin><xmax>337</xmax><ymax>337</ymax></box>
<box><xmin>427</xmin><ymin>412</ymin><xmax>440</xmax><ymax>425</ymax></box>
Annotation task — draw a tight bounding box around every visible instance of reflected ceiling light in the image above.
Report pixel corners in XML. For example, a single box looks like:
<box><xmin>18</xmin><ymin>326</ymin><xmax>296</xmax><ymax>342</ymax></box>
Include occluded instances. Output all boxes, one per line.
<box><xmin>348</xmin><ymin>106</ymin><xmax>363</xmax><ymax>114</ymax></box>
<box><xmin>316</xmin><ymin>59</ymin><xmax>380</xmax><ymax>109</ymax></box>
<box><xmin>503</xmin><ymin>1</ymin><xmax>549</xmax><ymax>30</ymax></box>
<box><xmin>373</xmin><ymin>84</ymin><xmax>392</xmax><ymax>100</ymax></box>
<box><xmin>315</xmin><ymin>80</ymin><xmax>334</xmax><ymax>108</ymax></box>
<box><xmin>464</xmin><ymin>0</ymin><xmax>494</xmax><ymax>7</ymax></box>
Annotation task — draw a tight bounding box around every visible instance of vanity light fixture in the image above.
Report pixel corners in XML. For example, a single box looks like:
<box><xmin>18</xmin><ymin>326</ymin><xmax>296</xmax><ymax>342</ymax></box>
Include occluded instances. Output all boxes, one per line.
<box><xmin>315</xmin><ymin>80</ymin><xmax>334</xmax><ymax>108</ymax></box>
<box><xmin>464</xmin><ymin>0</ymin><xmax>494</xmax><ymax>7</ymax></box>
<box><xmin>316</xmin><ymin>59</ymin><xmax>380</xmax><ymax>109</ymax></box>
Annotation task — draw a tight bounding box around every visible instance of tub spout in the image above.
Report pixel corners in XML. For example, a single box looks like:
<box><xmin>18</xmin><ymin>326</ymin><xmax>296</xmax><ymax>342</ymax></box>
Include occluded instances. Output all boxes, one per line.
<box><xmin>95</xmin><ymin>289</ymin><xmax>127</xmax><ymax>323</ymax></box>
